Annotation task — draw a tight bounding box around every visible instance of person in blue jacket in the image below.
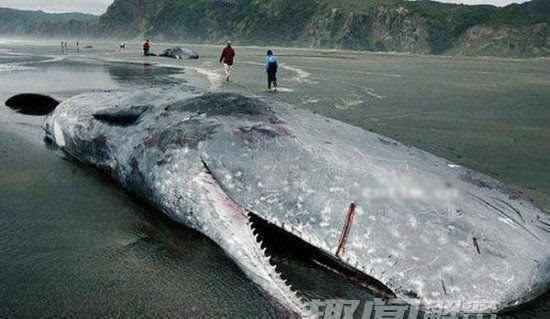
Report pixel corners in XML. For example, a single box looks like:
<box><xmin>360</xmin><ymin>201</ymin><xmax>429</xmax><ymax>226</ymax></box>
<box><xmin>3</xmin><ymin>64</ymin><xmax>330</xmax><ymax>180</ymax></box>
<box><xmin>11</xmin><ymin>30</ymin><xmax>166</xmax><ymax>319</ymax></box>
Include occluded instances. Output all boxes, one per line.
<box><xmin>265</xmin><ymin>50</ymin><xmax>278</xmax><ymax>92</ymax></box>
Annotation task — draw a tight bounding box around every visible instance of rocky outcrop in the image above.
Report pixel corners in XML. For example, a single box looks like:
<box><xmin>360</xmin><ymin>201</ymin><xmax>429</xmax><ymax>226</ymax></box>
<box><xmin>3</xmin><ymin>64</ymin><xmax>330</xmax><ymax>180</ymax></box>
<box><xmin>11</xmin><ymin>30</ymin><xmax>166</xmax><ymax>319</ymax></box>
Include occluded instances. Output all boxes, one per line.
<box><xmin>456</xmin><ymin>23</ymin><xmax>550</xmax><ymax>58</ymax></box>
<box><xmin>305</xmin><ymin>8</ymin><xmax>360</xmax><ymax>49</ymax></box>
<box><xmin>306</xmin><ymin>6</ymin><xmax>431</xmax><ymax>53</ymax></box>
<box><xmin>370</xmin><ymin>7</ymin><xmax>431</xmax><ymax>53</ymax></box>
<box><xmin>97</xmin><ymin>0</ymin><xmax>170</xmax><ymax>37</ymax></box>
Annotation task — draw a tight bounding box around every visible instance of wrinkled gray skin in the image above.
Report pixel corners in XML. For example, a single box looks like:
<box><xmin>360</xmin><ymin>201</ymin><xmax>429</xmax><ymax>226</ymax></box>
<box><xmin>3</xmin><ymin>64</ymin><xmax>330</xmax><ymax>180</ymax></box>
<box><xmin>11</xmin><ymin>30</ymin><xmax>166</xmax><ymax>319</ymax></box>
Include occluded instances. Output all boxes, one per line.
<box><xmin>159</xmin><ymin>47</ymin><xmax>199</xmax><ymax>60</ymax></box>
<box><xmin>44</xmin><ymin>89</ymin><xmax>550</xmax><ymax>317</ymax></box>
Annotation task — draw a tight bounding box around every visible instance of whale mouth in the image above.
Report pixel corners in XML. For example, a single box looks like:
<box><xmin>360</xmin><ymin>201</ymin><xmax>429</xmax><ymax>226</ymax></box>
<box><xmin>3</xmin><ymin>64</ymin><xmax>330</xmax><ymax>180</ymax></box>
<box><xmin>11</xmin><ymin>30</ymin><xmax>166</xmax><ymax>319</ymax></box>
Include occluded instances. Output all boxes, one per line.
<box><xmin>247</xmin><ymin>211</ymin><xmax>396</xmax><ymax>300</ymax></box>
<box><xmin>5</xmin><ymin>93</ymin><xmax>60</xmax><ymax>115</ymax></box>
<box><xmin>199</xmin><ymin>159</ymin><xmax>394</xmax><ymax>316</ymax></box>
<box><xmin>199</xmin><ymin>157</ymin><xmax>395</xmax><ymax>311</ymax></box>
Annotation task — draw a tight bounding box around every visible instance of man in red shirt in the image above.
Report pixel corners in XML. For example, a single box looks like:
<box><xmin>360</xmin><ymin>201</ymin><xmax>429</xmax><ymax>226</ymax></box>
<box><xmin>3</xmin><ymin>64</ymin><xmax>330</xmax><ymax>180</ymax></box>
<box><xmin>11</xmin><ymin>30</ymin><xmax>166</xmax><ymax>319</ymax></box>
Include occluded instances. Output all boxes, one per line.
<box><xmin>143</xmin><ymin>39</ymin><xmax>151</xmax><ymax>56</ymax></box>
<box><xmin>219</xmin><ymin>41</ymin><xmax>235</xmax><ymax>81</ymax></box>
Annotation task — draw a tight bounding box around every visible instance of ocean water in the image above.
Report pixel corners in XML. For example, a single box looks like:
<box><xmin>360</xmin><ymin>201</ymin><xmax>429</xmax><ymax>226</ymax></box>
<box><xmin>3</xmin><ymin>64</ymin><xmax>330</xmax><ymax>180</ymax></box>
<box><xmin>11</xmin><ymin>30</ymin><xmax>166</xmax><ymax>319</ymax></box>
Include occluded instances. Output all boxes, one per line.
<box><xmin>0</xmin><ymin>40</ymin><xmax>549</xmax><ymax>319</ymax></box>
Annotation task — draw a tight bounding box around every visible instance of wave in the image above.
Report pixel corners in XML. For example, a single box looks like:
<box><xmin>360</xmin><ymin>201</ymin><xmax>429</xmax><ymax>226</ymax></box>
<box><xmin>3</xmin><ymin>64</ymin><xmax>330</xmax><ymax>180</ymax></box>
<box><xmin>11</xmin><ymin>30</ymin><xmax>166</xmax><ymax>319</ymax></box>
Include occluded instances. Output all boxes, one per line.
<box><xmin>187</xmin><ymin>66</ymin><xmax>223</xmax><ymax>89</ymax></box>
<box><xmin>0</xmin><ymin>53</ymin><xmax>68</xmax><ymax>73</ymax></box>
<box><xmin>0</xmin><ymin>63</ymin><xmax>35</xmax><ymax>73</ymax></box>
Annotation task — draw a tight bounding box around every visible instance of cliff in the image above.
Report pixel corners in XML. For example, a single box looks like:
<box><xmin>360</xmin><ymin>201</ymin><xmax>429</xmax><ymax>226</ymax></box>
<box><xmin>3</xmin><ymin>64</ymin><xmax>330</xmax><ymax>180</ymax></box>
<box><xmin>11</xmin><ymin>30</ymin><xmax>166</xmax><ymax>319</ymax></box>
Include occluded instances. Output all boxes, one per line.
<box><xmin>97</xmin><ymin>0</ymin><xmax>550</xmax><ymax>57</ymax></box>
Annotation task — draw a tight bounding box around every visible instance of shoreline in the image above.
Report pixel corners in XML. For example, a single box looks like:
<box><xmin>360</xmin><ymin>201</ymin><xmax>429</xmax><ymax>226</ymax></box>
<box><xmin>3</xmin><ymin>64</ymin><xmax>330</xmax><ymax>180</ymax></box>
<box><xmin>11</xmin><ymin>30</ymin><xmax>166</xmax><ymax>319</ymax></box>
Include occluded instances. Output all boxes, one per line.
<box><xmin>3</xmin><ymin>37</ymin><xmax>549</xmax><ymax>62</ymax></box>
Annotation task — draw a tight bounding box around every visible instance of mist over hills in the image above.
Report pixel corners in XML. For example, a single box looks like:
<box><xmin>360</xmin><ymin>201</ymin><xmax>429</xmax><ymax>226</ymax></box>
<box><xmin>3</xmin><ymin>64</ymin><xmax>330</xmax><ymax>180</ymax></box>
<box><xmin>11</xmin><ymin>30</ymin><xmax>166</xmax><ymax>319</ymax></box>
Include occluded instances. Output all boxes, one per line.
<box><xmin>0</xmin><ymin>7</ymin><xmax>98</xmax><ymax>38</ymax></box>
<box><xmin>1</xmin><ymin>0</ymin><xmax>550</xmax><ymax>57</ymax></box>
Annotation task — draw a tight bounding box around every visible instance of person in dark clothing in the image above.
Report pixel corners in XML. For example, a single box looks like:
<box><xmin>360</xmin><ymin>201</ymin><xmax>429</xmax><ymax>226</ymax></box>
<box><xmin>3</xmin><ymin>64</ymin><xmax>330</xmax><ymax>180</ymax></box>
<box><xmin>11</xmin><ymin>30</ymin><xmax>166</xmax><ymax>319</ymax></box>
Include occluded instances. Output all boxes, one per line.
<box><xmin>143</xmin><ymin>40</ymin><xmax>151</xmax><ymax>56</ymax></box>
<box><xmin>265</xmin><ymin>50</ymin><xmax>278</xmax><ymax>91</ymax></box>
<box><xmin>219</xmin><ymin>42</ymin><xmax>235</xmax><ymax>81</ymax></box>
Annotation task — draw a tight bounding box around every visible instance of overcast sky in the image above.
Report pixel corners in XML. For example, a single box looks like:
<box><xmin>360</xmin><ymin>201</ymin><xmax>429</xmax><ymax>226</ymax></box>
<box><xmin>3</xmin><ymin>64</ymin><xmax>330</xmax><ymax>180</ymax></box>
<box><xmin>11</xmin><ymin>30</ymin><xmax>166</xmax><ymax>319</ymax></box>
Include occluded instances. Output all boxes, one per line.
<box><xmin>0</xmin><ymin>0</ymin><xmax>113</xmax><ymax>14</ymax></box>
<box><xmin>0</xmin><ymin>0</ymin><xmax>531</xmax><ymax>15</ymax></box>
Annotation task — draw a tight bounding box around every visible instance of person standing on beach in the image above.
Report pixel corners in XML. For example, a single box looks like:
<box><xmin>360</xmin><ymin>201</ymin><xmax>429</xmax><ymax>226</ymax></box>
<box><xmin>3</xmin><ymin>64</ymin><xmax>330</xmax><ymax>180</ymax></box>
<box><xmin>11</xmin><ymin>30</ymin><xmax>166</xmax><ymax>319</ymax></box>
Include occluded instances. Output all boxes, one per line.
<box><xmin>143</xmin><ymin>40</ymin><xmax>151</xmax><ymax>56</ymax></box>
<box><xmin>219</xmin><ymin>42</ymin><xmax>235</xmax><ymax>81</ymax></box>
<box><xmin>265</xmin><ymin>50</ymin><xmax>278</xmax><ymax>92</ymax></box>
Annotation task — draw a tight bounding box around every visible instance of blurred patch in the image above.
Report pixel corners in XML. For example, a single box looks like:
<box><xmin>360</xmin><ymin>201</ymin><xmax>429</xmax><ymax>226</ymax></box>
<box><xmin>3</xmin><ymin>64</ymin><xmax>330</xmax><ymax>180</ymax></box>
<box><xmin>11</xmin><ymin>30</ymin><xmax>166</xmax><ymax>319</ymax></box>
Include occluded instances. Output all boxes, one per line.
<box><xmin>5</xmin><ymin>93</ymin><xmax>60</xmax><ymax>116</ymax></box>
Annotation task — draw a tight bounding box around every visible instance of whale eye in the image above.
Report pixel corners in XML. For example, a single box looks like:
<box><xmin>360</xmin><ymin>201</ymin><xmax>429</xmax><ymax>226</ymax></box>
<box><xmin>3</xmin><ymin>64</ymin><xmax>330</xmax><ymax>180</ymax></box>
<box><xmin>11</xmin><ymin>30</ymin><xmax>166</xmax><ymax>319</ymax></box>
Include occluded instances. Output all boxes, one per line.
<box><xmin>5</xmin><ymin>93</ymin><xmax>60</xmax><ymax>115</ymax></box>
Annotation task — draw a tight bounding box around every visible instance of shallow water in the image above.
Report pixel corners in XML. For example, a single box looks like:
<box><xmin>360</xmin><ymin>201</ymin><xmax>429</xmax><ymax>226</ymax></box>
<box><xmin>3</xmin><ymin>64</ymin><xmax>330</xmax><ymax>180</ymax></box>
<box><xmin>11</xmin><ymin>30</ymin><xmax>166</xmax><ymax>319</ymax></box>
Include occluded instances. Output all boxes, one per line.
<box><xmin>1</xmin><ymin>40</ymin><xmax>549</xmax><ymax>319</ymax></box>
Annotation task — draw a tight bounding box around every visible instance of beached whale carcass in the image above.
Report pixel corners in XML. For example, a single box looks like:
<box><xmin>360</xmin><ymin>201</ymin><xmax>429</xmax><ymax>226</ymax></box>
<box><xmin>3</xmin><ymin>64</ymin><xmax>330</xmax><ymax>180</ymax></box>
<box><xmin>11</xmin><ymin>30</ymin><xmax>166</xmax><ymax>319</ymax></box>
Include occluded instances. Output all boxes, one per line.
<box><xmin>159</xmin><ymin>47</ymin><xmax>199</xmax><ymax>60</ymax></box>
<box><xmin>42</xmin><ymin>89</ymin><xmax>550</xmax><ymax>317</ymax></box>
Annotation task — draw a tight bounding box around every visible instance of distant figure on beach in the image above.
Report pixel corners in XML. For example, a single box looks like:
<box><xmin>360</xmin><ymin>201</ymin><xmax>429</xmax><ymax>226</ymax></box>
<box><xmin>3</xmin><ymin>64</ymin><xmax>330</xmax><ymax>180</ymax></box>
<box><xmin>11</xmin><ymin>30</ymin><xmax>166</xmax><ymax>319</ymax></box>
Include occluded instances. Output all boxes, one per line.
<box><xmin>265</xmin><ymin>50</ymin><xmax>278</xmax><ymax>92</ymax></box>
<box><xmin>143</xmin><ymin>40</ymin><xmax>151</xmax><ymax>56</ymax></box>
<box><xmin>219</xmin><ymin>41</ymin><xmax>235</xmax><ymax>81</ymax></box>
<box><xmin>61</xmin><ymin>41</ymin><xmax>64</xmax><ymax>53</ymax></box>
<box><xmin>76</xmin><ymin>42</ymin><xmax>79</xmax><ymax>53</ymax></box>
<box><xmin>120</xmin><ymin>42</ymin><xmax>126</xmax><ymax>50</ymax></box>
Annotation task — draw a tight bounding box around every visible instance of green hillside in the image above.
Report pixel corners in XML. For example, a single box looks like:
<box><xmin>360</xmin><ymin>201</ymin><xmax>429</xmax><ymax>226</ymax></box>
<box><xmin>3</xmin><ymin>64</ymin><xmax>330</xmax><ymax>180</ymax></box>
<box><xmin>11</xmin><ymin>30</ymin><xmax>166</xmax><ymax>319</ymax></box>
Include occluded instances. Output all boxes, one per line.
<box><xmin>1</xmin><ymin>0</ymin><xmax>549</xmax><ymax>57</ymax></box>
<box><xmin>94</xmin><ymin>0</ymin><xmax>550</xmax><ymax>57</ymax></box>
<box><xmin>0</xmin><ymin>7</ymin><xmax>98</xmax><ymax>37</ymax></box>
